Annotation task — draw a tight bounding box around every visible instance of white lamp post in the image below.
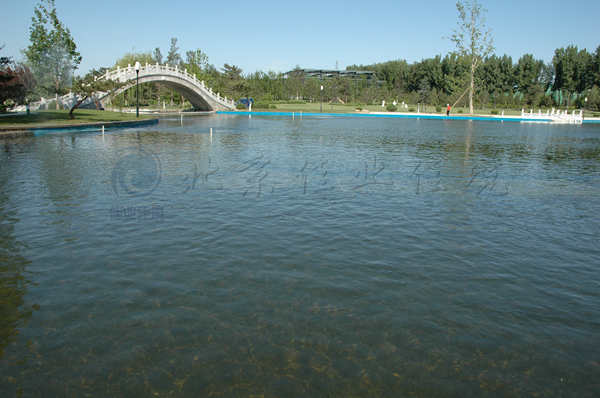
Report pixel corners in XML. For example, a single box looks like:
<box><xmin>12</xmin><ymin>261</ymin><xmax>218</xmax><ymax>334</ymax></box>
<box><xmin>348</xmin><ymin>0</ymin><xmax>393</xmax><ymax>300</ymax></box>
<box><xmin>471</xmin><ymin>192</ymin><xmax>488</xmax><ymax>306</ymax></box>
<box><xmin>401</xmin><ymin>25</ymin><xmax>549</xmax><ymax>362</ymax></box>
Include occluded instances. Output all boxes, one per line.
<box><xmin>320</xmin><ymin>85</ymin><xmax>323</xmax><ymax>113</ymax></box>
<box><xmin>135</xmin><ymin>62</ymin><xmax>141</xmax><ymax>117</ymax></box>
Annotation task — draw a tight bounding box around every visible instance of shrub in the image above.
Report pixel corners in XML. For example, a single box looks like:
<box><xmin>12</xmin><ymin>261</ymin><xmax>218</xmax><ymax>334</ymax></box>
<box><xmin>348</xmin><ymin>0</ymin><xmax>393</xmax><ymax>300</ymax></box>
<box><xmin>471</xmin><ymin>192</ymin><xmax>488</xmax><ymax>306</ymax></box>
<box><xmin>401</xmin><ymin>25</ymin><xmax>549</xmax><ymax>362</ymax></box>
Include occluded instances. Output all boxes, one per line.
<box><xmin>236</xmin><ymin>103</ymin><xmax>247</xmax><ymax>110</ymax></box>
<box><xmin>594</xmin><ymin>113</ymin><xmax>600</xmax><ymax>117</ymax></box>
<box><xmin>490</xmin><ymin>109</ymin><xmax>499</xmax><ymax>115</ymax></box>
<box><xmin>355</xmin><ymin>106</ymin><xmax>363</xmax><ymax>111</ymax></box>
<box><xmin>408</xmin><ymin>107</ymin><xmax>415</xmax><ymax>112</ymax></box>
<box><xmin>386</xmin><ymin>104</ymin><xmax>397</xmax><ymax>112</ymax></box>
<box><xmin>269</xmin><ymin>104</ymin><xmax>277</xmax><ymax>109</ymax></box>
<box><xmin>436</xmin><ymin>106</ymin><xmax>442</xmax><ymax>113</ymax></box>
<box><xmin>457</xmin><ymin>109</ymin><xmax>463</xmax><ymax>114</ymax></box>
<box><xmin>253</xmin><ymin>101</ymin><xmax>270</xmax><ymax>109</ymax></box>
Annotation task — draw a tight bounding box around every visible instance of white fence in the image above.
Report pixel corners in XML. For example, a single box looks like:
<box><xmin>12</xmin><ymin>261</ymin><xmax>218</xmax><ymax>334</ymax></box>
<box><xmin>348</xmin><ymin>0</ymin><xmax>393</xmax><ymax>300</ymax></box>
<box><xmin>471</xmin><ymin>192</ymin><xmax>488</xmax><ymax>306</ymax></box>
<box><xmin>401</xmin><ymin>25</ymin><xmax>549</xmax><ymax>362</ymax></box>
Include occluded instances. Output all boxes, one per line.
<box><xmin>520</xmin><ymin>108</ymin><xmax>583</xmax><ymax>124</ymax></box>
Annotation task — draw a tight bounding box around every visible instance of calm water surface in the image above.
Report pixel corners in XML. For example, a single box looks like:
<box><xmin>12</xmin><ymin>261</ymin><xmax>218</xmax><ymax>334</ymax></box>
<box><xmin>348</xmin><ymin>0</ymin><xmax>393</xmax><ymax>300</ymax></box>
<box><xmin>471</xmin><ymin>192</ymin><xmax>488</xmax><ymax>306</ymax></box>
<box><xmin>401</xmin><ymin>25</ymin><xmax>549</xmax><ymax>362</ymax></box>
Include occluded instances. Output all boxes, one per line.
<box><xmin>1</xmin><ymin>114</ymin><xmax>599</xmax><ymax>397</ymax></box>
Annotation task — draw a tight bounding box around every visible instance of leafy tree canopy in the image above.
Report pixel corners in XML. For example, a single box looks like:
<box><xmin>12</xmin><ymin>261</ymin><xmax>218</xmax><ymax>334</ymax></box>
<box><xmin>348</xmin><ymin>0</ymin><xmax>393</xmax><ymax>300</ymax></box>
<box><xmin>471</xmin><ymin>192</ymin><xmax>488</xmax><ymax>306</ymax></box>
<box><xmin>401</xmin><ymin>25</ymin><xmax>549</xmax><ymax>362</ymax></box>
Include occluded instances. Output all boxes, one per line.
<box><xmin>23</xmin><ymin>0</ymin><xmax>81</xmax><ymax>105</ymax></box>
<box><xmin>1</xmin><ymin>47</ymin><xmax>37</xmax><ymax>112</ymax></box>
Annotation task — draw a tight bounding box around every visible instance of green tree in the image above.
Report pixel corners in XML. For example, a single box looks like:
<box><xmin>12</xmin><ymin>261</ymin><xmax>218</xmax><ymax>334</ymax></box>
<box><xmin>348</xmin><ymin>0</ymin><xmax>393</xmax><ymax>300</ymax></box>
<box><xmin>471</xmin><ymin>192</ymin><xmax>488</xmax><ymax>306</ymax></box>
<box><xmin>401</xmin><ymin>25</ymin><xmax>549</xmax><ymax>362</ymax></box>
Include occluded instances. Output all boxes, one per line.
<box><xmin>480</xmin><ymin>55</ymin><xmax>501</xmax><ymax>107</ymax></box>
<box><xmin>166</xmin><ymin>38</ymin><xmax>181</xmax><ymax>67</ymax></box>
<box><xmin>553</xmin><ymin>46</ymin><xmax>590</xmax><ymax>109</ymax></box>
<box><xmin>114</xmin><ymin>51</ymin><xmax>154</xmax><ymax>69</ymax></box>
<box><xmin>592</xmin><ymin>45</ymin><xmax>600</xmax><ymax>89</ymax></box>
<box><xmin>184</xmin><ymin>49</ymin><xmax>212</xmax><ymax>84</ymax></box>
<box><xmin>373</xmin><ymin>59</ymin><xmax>409</xmax><ymax>93</ymax></box>
<box><xmin>447</xmin><ymin>0</ymin><xmax>495</xmax><ymax>115</ymax></box>
<box><xmin>418</xmin><ymin>77</ymin><xmax>432</xmax><ymax>105</ymax></box>
<box><xmin>218</xmin><ymin>63</ymin><xmax>246</xmax><ymax>100</ymax></box>
<box><xmin>441</xmin><ymin>54</ymin><xmax>469</xmax><ymax>99</ymax></box>
<box><xmin>153</xmin><ymin>47</ymin><xmax>163</xmax><ymax>65</ymax></box>
<box><xmin>514</xmin><ymin>54</ymin><xmax>544</xmax><ymax>94</ymax></box>
<box><xmin>23</xmin><ymin>0</ymin><xmax>81</xmax><ymax>108</ymax></box>
<box><xmin>69</xmin><ymin>68</ymin><xmax>123</xmax><ymax>119</ymax></box>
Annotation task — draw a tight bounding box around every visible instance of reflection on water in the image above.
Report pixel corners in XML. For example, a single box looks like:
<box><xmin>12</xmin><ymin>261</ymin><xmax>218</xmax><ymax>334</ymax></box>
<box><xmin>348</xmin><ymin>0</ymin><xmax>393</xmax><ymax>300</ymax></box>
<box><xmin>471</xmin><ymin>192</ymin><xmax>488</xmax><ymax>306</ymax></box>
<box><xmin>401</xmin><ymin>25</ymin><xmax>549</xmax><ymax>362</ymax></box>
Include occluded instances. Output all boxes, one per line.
<box><xmin>1</xmin><ymin>115</ymin><xmax>600</xmax><ymax>397</ymax></box>
<box><xmin>0</xmin><ymin>140</ymin><xmax>37</xmax><ymax>368</ymax></box>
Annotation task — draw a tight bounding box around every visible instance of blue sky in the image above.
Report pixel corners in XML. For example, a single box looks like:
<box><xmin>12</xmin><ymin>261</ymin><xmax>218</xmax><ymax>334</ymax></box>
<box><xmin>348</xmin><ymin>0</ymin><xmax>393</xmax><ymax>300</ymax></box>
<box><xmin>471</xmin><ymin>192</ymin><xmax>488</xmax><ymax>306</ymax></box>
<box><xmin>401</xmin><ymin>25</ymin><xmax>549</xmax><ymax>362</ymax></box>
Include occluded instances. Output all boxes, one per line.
<box><xmin>1</xmin><ymin>0</ymin><xmax>599</xmax><ymax>76</ymax></box>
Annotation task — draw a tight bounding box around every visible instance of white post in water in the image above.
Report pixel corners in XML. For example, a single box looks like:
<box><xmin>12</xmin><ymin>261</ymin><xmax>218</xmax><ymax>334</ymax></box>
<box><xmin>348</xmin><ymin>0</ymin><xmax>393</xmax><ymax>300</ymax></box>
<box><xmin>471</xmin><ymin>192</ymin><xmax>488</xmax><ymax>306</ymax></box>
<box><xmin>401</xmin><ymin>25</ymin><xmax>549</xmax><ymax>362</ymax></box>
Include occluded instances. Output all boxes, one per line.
<box><xmin>293</xmin><ymin>112</ymin><xmax>295</xmax><ymax>120</ymax></box>
<box><xmin>180</xmin><ymin>114</ymin><xmax>183</xmax><ymax>126</ymax></box>
<box><xmin>102</xmin><ymin>125</ymin><xmax>104</xmax><ymax>139</ymax></box>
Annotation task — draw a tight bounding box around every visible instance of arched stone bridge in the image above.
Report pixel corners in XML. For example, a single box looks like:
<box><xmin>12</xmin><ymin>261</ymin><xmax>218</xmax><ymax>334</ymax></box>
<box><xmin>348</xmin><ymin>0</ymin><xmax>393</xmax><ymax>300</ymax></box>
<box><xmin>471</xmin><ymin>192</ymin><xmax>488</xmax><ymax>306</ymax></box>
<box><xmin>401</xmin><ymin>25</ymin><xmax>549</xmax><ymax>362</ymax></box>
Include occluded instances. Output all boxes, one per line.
<box><xmin>14</xmin><ymin>63</ymin><xmax>236</xmax><ymax>112</ymax></box>
<box><xmin>97</xmin><ymin>63</ymin><xmax>236</xmax><ymax>111</ymax></box>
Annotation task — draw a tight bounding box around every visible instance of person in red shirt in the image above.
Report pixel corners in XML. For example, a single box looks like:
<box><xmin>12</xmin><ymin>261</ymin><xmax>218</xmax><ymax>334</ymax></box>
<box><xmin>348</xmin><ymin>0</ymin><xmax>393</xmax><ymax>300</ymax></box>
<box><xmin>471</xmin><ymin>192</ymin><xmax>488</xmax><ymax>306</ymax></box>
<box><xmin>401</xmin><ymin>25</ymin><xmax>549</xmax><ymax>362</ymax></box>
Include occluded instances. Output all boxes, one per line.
<box><xmin>446</xmin><ymin>104</ymin><xmax>451</xmax><ymax>116</ymax></box>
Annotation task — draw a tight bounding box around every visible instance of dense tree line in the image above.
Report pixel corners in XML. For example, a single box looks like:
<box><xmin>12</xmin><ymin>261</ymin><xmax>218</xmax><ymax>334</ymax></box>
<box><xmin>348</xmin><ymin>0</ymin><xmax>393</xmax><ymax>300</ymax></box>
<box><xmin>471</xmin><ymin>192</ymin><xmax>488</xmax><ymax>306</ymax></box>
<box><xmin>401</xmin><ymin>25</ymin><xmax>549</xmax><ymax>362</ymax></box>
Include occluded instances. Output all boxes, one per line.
<box><xmin>112</xmin><ymin>42</ymin><xmax>600</xmax><ymax>112</ymax></box>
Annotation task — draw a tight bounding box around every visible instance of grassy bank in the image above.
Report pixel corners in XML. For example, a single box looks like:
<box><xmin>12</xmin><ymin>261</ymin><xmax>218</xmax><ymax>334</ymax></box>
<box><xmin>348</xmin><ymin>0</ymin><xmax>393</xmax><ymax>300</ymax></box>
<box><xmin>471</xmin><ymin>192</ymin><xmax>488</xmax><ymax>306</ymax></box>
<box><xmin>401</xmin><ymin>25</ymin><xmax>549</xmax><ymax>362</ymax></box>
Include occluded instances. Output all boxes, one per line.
<box><xmin>0</xmin><ymin>109</ymin><xmax>154</xmax><ymax>127</ymax></box>
<box><xmin>243</xmin><ymin>102</ymin><xmax>599</xmax><ymax>117</ymax></box>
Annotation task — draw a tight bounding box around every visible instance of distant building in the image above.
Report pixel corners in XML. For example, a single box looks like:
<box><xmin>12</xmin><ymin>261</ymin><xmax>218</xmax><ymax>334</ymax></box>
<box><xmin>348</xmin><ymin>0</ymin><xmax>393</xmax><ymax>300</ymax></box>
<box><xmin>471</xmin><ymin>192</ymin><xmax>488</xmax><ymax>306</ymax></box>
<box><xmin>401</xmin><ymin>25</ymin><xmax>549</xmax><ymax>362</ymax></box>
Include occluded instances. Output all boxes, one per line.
<box><xmin>283</xmin><ymin>68</ymin><xmax>375</xmax><ymax>81</ymax></box>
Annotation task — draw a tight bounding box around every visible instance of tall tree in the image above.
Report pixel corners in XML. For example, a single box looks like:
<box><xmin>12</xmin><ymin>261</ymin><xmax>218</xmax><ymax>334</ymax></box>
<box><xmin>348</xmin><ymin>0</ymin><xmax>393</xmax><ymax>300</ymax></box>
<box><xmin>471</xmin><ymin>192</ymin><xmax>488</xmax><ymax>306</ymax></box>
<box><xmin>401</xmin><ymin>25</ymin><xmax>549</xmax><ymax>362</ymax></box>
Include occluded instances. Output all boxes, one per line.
<box><xmin>553</xmin><ymin>46</ymin><xmax>590</xmax><ymax>109</ymax></box>
<box><xmin>592</xmin><ymin>45</ymin><xmax>600</xmax><ymax>89</ymax></box>
<box><xmin>23</xmin><ymin>0</ymin><xmax>81</xmax><ymax>108</ymax></box>
<box><xmin>447</xmin><ymin>0</ymin><xmax>495</xmax><ymax>115</ymax></box>
<box><xmin>153</xmin><ymin>47</ymin><xmax>163</xmax><ymax>65</ymax></box>
<box><xmin>514</xmin><ymin>54</ymin><xmax>544</xmax><ymax>94</ymax></box>
<box><xmin>480</xmin><ymin>55</ymin><xmax>502</xmax><ymax>107</ymax></box>
<box><xmin>166</xmin><ymin>38</ymin><xmax>181</xmax><ymax>67</ymax></box>
<box><xmin>218</xmin><ymin>63</ymin><xmax>245</xmax><ymax>100</ymax></box>
<box><xmin>184</xmin><ymin>49</ymin><xmax>212</xmax><ymax>84</ymax></box>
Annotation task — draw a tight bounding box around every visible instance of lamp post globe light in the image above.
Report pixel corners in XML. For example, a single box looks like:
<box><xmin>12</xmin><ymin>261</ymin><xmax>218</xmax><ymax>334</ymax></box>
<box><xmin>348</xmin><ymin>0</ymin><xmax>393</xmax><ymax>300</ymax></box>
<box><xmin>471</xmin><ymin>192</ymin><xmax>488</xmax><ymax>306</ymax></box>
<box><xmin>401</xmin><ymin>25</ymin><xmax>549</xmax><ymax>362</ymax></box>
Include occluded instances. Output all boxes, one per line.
<box><xmin>135</xmin><ymin>62</ymin><xmax>141</xmax><ymax>117</ymax></box>
<box><xmin>320</xmin><ymin>85</ymin><xmax>323</xmax><ymax>113</ymax></box>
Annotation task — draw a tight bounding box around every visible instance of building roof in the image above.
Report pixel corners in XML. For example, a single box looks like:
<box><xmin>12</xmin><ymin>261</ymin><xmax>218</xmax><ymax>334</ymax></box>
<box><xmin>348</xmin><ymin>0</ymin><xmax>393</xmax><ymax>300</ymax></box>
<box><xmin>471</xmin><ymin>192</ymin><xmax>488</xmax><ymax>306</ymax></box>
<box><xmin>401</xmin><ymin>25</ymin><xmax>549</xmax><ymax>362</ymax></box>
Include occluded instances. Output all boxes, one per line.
<box><xmin>284</xmin><ymin>68</ymin><xmax>374</xmax><ymax>79</ymax></box>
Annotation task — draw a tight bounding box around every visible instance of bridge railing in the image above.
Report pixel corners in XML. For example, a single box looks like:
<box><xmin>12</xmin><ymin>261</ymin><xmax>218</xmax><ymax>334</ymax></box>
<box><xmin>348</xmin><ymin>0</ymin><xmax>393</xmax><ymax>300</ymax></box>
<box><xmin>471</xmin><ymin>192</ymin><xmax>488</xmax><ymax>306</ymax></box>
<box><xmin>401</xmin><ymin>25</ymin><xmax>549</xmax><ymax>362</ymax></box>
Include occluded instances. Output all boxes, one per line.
<box><xmin>11</xmin><ymin>63</ymin><xmax>235</xmax><ymax>112</ymax></box>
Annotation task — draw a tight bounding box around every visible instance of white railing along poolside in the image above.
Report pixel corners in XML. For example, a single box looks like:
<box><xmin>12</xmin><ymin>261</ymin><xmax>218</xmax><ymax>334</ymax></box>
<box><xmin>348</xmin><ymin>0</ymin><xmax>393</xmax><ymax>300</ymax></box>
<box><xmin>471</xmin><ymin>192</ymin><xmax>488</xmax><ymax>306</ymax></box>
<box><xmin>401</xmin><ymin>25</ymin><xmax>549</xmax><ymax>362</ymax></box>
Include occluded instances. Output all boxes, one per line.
<box><xmin>521</xmin><ymin>108</ymin><xmax>583</xmax><ymax>124</ymax></box>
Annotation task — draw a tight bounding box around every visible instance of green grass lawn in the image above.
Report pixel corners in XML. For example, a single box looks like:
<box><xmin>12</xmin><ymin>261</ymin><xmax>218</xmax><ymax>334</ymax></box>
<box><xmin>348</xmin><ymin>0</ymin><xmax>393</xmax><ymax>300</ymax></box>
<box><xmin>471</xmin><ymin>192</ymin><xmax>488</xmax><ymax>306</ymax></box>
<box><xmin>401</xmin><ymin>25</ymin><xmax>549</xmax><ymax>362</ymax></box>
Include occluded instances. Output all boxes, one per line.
<box><xmin>242</xmin><ymin>102</ymin><xmax>541</xmax><ymax>116</ymax></box>
<box><xmin>0</xmin><ymin>109</ymin><xmax>154</xmax><ymax>127</ymax></box>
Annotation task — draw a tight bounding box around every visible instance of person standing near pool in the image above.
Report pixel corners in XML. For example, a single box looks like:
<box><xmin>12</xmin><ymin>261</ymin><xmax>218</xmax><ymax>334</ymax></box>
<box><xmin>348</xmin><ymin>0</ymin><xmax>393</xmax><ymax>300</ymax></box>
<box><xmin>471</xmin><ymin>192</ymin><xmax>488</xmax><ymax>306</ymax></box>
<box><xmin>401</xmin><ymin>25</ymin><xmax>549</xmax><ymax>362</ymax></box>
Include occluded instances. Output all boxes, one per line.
<box><xmin>446</xmin><ymin>104</ymin><xmax>451</xmax><ymax>116</ymax></box>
